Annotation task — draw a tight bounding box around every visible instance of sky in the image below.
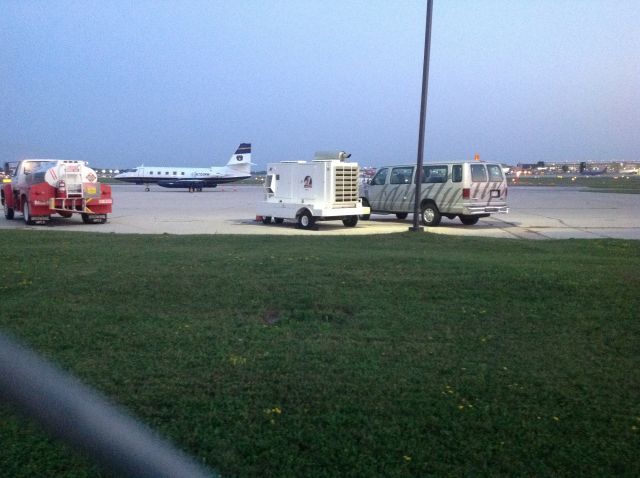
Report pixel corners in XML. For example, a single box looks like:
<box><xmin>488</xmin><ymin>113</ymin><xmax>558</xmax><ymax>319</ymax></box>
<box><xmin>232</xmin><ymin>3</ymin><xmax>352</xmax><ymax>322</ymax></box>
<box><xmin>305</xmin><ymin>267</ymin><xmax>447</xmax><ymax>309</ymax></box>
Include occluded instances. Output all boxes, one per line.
<box><xmin>1</xmin><ymin>0</ymin><xmax>638</xmax><ymax>169</ymax></box>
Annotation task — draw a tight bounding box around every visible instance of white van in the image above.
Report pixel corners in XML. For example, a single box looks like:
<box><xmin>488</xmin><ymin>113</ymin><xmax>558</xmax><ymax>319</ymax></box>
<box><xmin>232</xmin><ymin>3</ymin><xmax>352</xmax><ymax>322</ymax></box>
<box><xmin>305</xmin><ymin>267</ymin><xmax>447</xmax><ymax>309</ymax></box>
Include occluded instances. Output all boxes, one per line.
<box><xmin>360</xmin><ymin>162</ymin><xmax>508</xmax><ymax>226</ymax></box>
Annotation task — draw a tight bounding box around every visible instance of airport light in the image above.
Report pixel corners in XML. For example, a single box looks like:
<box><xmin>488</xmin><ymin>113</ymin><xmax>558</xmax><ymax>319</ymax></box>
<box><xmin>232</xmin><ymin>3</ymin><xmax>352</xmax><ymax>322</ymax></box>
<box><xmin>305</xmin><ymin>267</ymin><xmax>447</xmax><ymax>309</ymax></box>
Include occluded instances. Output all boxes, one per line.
<box><xmin>410</xmin><ymin>0</ymin><xmax>434</xmax><ymax>232</ymax></box>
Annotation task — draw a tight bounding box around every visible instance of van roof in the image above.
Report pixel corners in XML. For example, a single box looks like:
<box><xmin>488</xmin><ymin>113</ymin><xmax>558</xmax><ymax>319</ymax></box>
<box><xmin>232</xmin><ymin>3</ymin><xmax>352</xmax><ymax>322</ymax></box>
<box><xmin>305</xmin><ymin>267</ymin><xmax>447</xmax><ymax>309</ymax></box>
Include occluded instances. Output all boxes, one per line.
<box><xmin>378</xmin><ymin>161</ymin><xmax>501</xmax><ymax>168</ymax></box>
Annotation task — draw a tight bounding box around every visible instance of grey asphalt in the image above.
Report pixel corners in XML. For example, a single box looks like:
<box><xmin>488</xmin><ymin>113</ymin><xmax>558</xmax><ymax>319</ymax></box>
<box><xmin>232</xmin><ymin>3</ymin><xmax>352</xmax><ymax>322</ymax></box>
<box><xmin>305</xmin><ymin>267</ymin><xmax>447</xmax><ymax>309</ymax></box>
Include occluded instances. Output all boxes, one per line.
<box><xmin>1</xmin><ymin>184</ymin><xmax>638</xmax><ymax>239</ymax></box>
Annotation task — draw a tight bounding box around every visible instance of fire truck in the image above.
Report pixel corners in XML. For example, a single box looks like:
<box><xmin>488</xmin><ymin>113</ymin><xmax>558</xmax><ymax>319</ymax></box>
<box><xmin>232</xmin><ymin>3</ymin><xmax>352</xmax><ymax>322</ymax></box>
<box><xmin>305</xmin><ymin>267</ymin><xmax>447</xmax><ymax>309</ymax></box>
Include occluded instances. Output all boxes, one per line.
<box><xmin>2</xmin><ymin>159</ymin><xmax>113</xmax><ymax>225</ymax></box>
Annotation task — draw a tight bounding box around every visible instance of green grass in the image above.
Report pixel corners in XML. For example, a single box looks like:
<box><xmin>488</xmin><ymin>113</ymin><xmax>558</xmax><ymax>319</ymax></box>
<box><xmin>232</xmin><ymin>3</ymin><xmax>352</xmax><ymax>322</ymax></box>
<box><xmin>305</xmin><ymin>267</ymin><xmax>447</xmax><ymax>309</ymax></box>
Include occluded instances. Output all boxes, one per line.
<box><xmin>1</xmin><ymin>232</ymin><xmax>639</xmax><ymax>477</ymax></box>
<box><xmin>509</xmin><ymin>175</ymin><xmax>640</xmax><ymax>193</ymax></box>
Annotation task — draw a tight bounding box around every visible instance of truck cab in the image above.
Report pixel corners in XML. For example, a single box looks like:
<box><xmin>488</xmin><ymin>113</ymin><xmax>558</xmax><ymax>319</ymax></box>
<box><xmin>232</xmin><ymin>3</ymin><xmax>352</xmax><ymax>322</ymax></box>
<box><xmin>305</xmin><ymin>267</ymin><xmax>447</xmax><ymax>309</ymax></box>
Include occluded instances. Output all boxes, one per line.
<box><xmin>361</xmin><ymin>162</ymin><xmax>508</xmax><ymax>226</ymax></box>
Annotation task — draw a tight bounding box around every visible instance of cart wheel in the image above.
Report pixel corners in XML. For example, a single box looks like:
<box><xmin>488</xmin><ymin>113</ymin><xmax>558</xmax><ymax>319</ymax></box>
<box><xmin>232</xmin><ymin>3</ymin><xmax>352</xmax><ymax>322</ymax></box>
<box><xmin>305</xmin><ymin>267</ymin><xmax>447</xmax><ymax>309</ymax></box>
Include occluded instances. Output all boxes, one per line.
<box><xmin>81</xmin><ymin>213</ymin><xmax>91</xmax><ymax>224</ymax></box>
<box><xmin>359</xmin><ymin>198</ymin><xmax>371</xmax><ymax>220</ymax></box>
<box><xmin>262</xmin><ymin>216</ymin><xmax>272</xmax><ymax>224</ymax></box>
<box><xmin>274</xmin><ymin>218</ymin><xmax>284</xmax><ymax>224</ymax></box>
<box><xmin>396</xmin><ymin>212</ymin><xmax>408</xmax><ymax>220</ymax></box>
<box><xmin>297</xmin><ymin>210</ymin><xmax>315</xmax><ymax>230</ymax></box>
<box><xmin>342</xmin><ymin>215</ymin><xmax>358</xmax><ymax>227</ymax></box>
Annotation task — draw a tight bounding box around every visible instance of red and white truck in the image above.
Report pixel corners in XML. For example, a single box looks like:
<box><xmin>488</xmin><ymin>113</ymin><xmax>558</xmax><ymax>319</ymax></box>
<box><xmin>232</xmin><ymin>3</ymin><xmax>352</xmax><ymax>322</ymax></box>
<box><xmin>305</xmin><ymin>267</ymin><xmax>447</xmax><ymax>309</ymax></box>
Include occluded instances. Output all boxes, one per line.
<box><xmin>2</xmin><ymin>159</ymin><xmax>113</xmax><ymax>225</ymax></box>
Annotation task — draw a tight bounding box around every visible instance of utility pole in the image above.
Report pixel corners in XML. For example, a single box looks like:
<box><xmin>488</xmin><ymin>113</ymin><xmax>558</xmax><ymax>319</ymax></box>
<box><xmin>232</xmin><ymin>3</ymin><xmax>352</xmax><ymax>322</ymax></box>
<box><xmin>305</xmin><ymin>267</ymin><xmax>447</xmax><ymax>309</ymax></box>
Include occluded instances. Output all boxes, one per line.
<box><xmin>410</xmin><ymin>0</ymin><xmax>434</xmax><ymax>232</ymax></box>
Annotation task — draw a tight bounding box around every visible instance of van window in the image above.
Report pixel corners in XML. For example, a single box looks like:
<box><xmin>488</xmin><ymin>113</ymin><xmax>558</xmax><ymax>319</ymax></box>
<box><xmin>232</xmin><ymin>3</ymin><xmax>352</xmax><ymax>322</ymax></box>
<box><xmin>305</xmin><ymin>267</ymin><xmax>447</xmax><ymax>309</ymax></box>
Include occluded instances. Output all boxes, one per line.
<box><xmin>371</xmin><ymin>168</ymin><xmax>389</xmax><ymax>186</ymax></box>
<box><xmin>390</xmin><ymin>167</ymin><xmax>413</xmax><ymax>184</ymax></box>
<box><xmin>452</xmin><ymin>165</ymin><xmax>462</xmax><ymax>183</ymax></box>
<box><xmin>471</xmin><ymin>164</ymin><xmax>488</xmax><ymax>182</ymax></box>
<box><xmin>423</xmin><ymin>165</ymin><xmax>448</xmax><ymax>183</ymax></box>
<box><xmin>487</xmin><ymin>164</ymin><xmax>503</xmax><ymax>181</ymax></box>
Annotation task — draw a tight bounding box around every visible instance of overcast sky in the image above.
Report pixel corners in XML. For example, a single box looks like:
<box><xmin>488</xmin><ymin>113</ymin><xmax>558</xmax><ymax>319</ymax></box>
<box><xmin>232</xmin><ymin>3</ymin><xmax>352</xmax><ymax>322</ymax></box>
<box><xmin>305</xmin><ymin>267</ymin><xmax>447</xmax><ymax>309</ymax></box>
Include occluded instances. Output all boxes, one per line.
<box><xmin>1</xmin><ymin>0</ymin><xmax>638</xmax><ymax>169</ymax></box>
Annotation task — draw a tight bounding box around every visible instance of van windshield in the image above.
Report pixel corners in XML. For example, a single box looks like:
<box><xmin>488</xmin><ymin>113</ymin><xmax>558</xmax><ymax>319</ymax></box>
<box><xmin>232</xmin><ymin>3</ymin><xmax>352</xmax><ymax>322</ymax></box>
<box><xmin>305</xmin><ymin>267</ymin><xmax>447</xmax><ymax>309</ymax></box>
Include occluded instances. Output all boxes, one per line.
<box><xmin>371</xmin><ymin>168</ymin><xmax>388</xmax><ymax>185</ymax></box>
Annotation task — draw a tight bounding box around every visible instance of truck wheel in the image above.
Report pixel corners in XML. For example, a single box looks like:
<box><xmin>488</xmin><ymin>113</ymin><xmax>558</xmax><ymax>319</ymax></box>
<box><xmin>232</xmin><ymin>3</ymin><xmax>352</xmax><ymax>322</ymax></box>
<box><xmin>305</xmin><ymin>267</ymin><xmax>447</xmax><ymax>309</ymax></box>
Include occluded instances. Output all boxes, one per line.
<box><xmin>297</xmin><ymin>210</ymin><xmax>315</xmax><ymax>230</ymax></box>
<box><xmin>4</xmin><ymin>200</ymin><xmax>14</xmax><ymax>220</ymax></box>
<box><xmin>459</xmin><ymin>215</ymin><xmax>479</xmax><ymax>225</ymax></box>
<box><xmin>274</xmin><ymin>218</ymin><xmax>284</xmax><ymax>224</ymax></box>
<box><xmin>420</xmin><ymin>202</ymin><xmax>441</xmax><ymax>227</ymax></box>
<box><xmin>262</xmin><ymin>216</ymin><xmax>272</xmax><ymax>224</ymax></box>
<box><xmin>23</xmin><ymin>202</ymin><xmax>34</xmax><ymax>225</ymax></box>
<box><xmin>396</xmin><ymin>212</ymin><xmax>408</xmax><ymax>220</ymax></box>
<box><xmin>359</xmin><ymin>198</ymin><xmax>371</xmax><ymax>220</ymax></box>
<box><xmin>342</xmin><ymin>215</ymin><xmax>358</xmax><ymax>227</ymax></box>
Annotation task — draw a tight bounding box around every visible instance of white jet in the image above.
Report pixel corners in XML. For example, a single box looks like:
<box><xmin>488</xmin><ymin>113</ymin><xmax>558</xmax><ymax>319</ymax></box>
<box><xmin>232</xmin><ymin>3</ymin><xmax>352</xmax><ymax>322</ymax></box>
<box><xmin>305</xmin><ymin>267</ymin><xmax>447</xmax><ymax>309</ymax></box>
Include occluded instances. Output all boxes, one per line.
<box><xmin>114</xmin><ymin>143</ymin><xmax>252</xmax><ymax>191</ymax></box>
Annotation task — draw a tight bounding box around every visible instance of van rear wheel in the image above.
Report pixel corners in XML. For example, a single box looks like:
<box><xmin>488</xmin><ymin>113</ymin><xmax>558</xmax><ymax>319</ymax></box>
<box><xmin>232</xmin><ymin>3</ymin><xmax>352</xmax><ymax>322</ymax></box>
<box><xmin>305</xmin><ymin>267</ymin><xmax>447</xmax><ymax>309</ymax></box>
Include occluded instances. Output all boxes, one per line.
<box><xmin>420</xmin><ymin>202</ymin><xmax>441</xmax><ymax>227</ymax></box>
<box><xmin>459</xmin><ymin>215</ymin><xmax>479</xmax><ymax>225</ymax></box>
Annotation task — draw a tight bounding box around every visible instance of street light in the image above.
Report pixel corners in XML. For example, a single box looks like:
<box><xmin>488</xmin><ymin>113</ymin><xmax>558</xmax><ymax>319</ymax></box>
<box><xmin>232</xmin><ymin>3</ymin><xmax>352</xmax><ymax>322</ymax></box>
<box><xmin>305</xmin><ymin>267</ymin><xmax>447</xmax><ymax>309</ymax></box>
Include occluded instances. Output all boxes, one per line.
<box><xmin>410</xmin><ymin>0</ymin><xmax>434</xmax><ymax>232</ymax></box>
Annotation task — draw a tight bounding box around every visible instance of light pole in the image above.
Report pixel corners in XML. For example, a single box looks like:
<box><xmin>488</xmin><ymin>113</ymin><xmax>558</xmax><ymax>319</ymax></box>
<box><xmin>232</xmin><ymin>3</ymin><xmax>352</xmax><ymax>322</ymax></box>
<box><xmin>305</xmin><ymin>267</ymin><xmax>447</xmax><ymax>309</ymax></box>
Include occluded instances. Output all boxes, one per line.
<box><xmin>410</xmin><ymin>0</ymin><xmax>434</xmax><ymax>232</ymax></box>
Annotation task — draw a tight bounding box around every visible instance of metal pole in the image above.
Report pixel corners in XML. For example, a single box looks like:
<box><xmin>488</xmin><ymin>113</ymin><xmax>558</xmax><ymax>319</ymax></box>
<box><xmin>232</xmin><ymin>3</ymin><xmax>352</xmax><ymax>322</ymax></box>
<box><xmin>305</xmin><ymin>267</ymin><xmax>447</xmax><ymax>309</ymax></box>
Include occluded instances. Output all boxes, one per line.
<box><xmin>0</xmin><ymin>333</ymin><xmax>216</xmax><ymax>478</ymax></box>
<box><xmin>410</xmin><ymin>0</ymin><xmax>434</xmax><ymax>232</ymax></box>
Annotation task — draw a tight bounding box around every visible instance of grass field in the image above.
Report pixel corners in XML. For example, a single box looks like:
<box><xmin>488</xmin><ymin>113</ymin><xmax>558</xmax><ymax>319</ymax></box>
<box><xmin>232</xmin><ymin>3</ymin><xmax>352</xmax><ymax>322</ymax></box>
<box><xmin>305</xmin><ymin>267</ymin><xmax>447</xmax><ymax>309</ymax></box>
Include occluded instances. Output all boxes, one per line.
<box><xmin>0</xmin><ymin>232</ymin><xmax>638</xmax><ymax>477</ymax></box>
<box><xmin>509</xmin><ymin>175</ymin><xmax>640</xmax><ymax>193</ymax></box>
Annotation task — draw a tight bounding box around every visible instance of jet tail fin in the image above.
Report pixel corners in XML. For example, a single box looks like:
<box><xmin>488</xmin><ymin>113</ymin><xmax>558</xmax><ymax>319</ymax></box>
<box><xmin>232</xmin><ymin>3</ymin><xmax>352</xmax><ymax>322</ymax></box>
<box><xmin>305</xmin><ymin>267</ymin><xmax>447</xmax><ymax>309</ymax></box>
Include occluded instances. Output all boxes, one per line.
<box><xmin>225</xmin><ymin>143</ymin><xmax>252</xmax><ymax>173</ymax></box>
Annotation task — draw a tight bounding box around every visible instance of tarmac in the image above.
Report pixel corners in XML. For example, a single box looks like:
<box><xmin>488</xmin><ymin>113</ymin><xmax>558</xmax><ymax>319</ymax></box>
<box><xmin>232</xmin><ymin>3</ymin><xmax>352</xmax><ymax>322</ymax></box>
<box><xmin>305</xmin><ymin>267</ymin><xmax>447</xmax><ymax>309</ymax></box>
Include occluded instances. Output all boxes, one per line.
<box><xmin>1</xmin><ymin>184</ymin><xmax>639</xmax><ymax>239</ymax></box>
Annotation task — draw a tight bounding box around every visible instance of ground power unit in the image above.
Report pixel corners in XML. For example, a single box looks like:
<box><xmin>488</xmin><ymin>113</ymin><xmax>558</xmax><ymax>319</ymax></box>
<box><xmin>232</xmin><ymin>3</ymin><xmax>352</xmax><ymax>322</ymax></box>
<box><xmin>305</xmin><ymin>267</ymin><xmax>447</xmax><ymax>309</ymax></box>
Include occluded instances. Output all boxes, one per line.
<box><xmin>256</xmin><ymin>152</ymin><xmax>370</xmax><ymax>229</ymax></box>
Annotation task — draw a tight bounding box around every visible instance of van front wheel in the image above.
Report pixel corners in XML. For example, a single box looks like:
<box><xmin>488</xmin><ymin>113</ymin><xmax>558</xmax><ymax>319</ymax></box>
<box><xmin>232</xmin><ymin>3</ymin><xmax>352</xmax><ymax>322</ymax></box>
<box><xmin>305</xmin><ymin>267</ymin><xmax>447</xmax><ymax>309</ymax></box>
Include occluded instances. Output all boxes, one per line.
<box><xmin>420</xmin><ymin>202</ymin><xmax>441</xmax><ymax>227</ymax></box>
<box><xmin>459</xmin><ymin>215</ymin><xmax>479</xmax><ymax>225</ymax></box>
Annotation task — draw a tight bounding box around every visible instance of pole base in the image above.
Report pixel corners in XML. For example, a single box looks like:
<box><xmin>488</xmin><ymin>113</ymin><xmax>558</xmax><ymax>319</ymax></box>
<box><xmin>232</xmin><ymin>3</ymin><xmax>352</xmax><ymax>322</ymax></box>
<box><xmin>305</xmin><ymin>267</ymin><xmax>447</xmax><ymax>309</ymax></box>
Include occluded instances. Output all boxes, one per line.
<box><xmin>408</xmin><ymin>226</ymin><xmax>424</xmax><ymax>232</ymax></box>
